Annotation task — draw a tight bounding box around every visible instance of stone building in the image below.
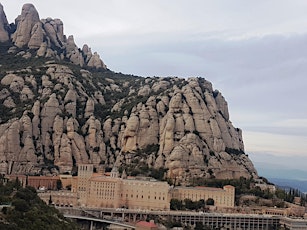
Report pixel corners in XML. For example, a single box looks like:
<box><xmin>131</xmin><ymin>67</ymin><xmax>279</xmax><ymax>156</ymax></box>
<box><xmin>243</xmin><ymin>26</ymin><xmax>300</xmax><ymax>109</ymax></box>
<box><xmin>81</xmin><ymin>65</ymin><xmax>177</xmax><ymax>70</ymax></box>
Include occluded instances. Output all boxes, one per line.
<box><xmin>121</xmin><ymin>177</ymin><xmax>170</xmax><ymax>210</ymax></box>
<box><xmin>39</xmin><ymin>190</ymin><xmax>78</xmax><ymax>207</ymax></box>
<box><xmin>5</xmin><ymin>175</ymin><xmax>60</xmax><ymax>190</ymax></box>
<box><xmin>85</xmin><ymin>173</ymin><xmax>122</xmax><ymax>208</ymax></box>
<box><xmin>73</xmin><ymin>164</ymin><xmax>171</xmax><ymax>210</ymax></box>
<box><xmin>171</xmin><ymin>185</ymin><xmax>235</xmax><ymax>208</ymax></box>
<box><xmin>27</xmin><ymin>175</ymin><xmax>60</xmax><ymax>190</ymax></box>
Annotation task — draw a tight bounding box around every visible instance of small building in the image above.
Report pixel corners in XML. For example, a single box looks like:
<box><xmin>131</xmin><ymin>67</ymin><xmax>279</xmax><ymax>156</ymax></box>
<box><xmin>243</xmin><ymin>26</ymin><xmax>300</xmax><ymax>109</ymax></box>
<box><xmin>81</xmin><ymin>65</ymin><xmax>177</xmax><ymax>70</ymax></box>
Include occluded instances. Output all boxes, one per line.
<box><xmin>254</xmin><ymin>178</ymin><xmax>276</xmax><ymax>193</ymax></box>
<box><xmin>38</xmin><ymin>190</ymin><xmax>78</xmax><ymax>207</ymax></box>
<box><xmin>108</xmin><ymin>224</ymin><xmax>133</xmax><ymax>230</ymax></box>
<box><xmin>263</xmin><ymin>208</ymin><xmax>286</xmax><ymax>216</ymax></box>
<box><xmin>27</xmin><ymin>175</ymin><xmax>60</xmax><ymax>190</ymax></box>
<box><xmin>280</xmin><ymin>216</ymin><xmax>307</xmax><ymax>230</ymax></box>
<box><xmin>121</xmin><ymin>177</ymin><xmax>170</xmax><ymax>210</ymax></box>
<box><xmin>255</xmin><ymin>183</ymin><xmax>276</xmax><ymax>193</ymax></box>
<box><xmin>136</xmin><ymin>221</ymin><xmax>158</xmax><ymax>230</ymax></box>
<box><xmin>5</xmin><ymin>174</ymin><xmax>27</xmax><ymax>187</ymax></box>
<box><xmin>171</xmin><ymin>185</ymin><xmax>235</xmax><ymax>208</ymax></box>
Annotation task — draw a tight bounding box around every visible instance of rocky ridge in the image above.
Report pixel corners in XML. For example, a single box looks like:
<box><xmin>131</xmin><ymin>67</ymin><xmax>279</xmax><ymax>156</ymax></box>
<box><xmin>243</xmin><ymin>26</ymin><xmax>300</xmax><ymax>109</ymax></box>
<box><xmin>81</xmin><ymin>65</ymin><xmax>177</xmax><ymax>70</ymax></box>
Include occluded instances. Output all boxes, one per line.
<box><xmin>0</xmin><ymin>3</ymin><xmax>258</xmax><ymax>184</ymax></box>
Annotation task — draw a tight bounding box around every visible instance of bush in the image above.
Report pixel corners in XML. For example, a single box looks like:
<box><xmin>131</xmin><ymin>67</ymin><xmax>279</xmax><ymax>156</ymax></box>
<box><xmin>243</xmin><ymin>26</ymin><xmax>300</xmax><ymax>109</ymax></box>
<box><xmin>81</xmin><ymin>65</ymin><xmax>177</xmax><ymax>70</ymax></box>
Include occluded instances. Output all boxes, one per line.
<box><xmin>206</xmin><ymin>198</ymin><xmax>215</xmax><ymax>206</ymax></box>
<box><xmin>12</xmin><ymin>199</ymin><xmax>30</xmax><ymax>212</ymax></box>
<box><xmin>225</xmin><ymin>147</ymin><xmax>245</xmax><ymax>155</ymax></box>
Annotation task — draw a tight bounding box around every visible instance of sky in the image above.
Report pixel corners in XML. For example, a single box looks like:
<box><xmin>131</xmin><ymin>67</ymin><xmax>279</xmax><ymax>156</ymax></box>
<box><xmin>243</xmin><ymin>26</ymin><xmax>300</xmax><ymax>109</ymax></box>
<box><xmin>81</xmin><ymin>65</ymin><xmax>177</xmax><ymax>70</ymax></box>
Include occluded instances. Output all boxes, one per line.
<box><xmin>1</xmin><ymin>0</ymin><xmax>307</xmax><ymax>180</ymax></box>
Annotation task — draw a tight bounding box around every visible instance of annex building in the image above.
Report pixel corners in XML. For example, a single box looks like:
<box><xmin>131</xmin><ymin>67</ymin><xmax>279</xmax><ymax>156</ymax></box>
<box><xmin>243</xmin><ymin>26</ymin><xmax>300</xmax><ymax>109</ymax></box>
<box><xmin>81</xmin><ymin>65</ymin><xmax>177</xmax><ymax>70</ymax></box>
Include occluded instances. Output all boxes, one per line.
<box><xmin>171</xmin><ymin>185</ymin><xmax>235</xmax><ymax>208</ymax></box>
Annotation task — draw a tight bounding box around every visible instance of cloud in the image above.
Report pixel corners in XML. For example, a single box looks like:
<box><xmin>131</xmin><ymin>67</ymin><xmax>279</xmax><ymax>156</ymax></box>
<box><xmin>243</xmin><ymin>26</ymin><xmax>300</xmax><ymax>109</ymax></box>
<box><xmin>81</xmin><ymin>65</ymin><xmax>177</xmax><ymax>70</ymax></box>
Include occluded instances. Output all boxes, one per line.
<box><xmin>244</xmin><ymin>131</ymin><xmax>307</xmax><ymax>156</ymax></box>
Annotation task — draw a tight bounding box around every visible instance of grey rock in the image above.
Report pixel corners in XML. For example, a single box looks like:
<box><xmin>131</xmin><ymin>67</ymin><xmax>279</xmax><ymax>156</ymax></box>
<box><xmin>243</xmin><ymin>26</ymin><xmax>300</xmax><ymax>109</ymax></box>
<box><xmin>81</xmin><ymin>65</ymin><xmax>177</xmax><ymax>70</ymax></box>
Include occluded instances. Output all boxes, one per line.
<box><xmin>12</xmin><ymin>3</ymin><xmax>40</xmax><ymax>48</ymax></box>
<box><xmin>0</xmin><ymin>3</ymin><xmax>9</xmax><ymax>42</ymax></box>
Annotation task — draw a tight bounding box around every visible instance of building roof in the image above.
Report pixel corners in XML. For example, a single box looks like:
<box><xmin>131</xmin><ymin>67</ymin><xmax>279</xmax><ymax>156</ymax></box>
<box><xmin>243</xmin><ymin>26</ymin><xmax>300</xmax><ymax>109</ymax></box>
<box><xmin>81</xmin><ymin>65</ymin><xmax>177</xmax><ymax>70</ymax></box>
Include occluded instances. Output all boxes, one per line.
<box><xmin>136</xmin><ymin>221</ymin><xmax>157</xmax><ymax>228</ymax></box>
<box><xmin>28</xmin><ymin>176</ymin><xmax>60</xmax><ymax>180</ymax></box>
<box><xmin>174</xmin><ymin>185</ymin><xmax>234</xmax><ymax>192</ymax></box>
<box><xmin>175</xmin><ymin>186</ymin><xmax>222</xmax><ymax>191</ymax></box>
<box><xmin>223</xmin><ymin>185</ymin><xmax>235</xmax><ymax>189</ymax></box>
<box><xmin>90</xmin><ymin>175</ymin><xmax>120</xmax><ymax>182</ymax></box>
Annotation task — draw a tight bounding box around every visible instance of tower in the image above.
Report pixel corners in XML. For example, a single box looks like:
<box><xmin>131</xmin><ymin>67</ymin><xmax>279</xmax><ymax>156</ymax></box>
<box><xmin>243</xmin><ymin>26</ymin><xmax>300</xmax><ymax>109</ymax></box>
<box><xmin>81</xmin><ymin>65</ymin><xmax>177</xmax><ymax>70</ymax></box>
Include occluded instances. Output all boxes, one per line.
<box><xmin>77</xmin><ymin>164</ymin><xmax>93</xmax><ymax>206</ymax></box>
<box><xmin>110</xmin><ymin>167</ymin><xmax>119</xmax><ymax>178</ymax></box>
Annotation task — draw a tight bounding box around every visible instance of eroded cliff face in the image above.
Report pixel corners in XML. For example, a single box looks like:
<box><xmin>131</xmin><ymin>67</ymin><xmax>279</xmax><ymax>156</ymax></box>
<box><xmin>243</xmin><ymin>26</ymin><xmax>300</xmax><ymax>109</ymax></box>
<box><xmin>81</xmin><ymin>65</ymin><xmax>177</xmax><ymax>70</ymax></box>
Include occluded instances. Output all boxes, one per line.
<box><xmin>0</xmin><ymin>3</ymin><xmax>258</xmax><ymax>183</ymax></box>
<box><xmin>0</xmin><ymin>63</ymin><xmax>258</xmax><ymax>182</ymax></box>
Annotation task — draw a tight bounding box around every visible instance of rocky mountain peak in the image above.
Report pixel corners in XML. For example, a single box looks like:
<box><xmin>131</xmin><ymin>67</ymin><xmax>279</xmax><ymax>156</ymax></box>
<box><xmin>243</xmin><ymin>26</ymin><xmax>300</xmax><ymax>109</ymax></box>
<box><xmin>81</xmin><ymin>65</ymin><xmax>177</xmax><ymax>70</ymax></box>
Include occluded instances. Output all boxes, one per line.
<box><xmin>0</xmin><ymin>3</ymin><xmax>9</xmax><ymax>42</ymax></box>
<box><xmin>12</xmin><ymin>3</ymin><xmax>40</xmax><ymax>48</ymax></box>
<box><xmin>1</xmin><ymin>3</ymin><xmax>106</xmax><ymax>70</ymax></box>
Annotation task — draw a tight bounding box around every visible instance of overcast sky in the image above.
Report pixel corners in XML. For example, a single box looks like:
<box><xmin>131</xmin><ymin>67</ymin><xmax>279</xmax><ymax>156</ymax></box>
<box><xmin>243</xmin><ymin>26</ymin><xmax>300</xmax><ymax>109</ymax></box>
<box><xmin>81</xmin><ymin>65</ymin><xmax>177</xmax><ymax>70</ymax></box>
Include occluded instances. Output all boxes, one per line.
<box><xmin>1</xmin><ymin>0</ymin><xmax>307</xmax><ymax>178</ymax></box>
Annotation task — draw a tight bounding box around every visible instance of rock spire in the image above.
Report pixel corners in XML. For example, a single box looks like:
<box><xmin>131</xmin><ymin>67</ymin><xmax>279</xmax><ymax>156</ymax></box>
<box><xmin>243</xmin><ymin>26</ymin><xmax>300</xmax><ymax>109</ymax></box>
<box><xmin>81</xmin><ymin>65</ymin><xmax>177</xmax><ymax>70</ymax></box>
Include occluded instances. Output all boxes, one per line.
<box><xmin>0</xmin><ymin>3</ymin><xmax>9</xmax><ymax>42</ymax></box>
<box><xmin>1</xmin><ymin>3</ymin><xmax>106</xmax><ymax>70</ymax></box>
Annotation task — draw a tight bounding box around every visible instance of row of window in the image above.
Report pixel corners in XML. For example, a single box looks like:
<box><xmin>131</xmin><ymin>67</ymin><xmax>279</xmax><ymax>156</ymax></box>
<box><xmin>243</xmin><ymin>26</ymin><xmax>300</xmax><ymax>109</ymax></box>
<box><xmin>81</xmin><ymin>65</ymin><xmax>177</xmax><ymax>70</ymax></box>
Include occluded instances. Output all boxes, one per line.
<box><xmin>121</xmin><ymin>193</ymin><xmax>165</xmax><ymax>201</ymax></box>
<box><xmin>92</xmin><ymin>182</ymin><xmax>116</xmax><ymax>189</ymax></box>
<box><xmin>79</xmin><ymin>165</ymin><xmax>93</xmax><ymax>171</ymax></box>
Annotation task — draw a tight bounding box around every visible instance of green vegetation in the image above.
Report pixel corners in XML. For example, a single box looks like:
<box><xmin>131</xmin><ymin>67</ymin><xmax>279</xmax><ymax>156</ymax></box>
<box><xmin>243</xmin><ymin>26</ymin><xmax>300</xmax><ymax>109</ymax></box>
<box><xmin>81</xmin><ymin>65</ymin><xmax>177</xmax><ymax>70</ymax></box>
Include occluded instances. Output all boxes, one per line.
<box><xmin>0</xmin><ymin>51</ymin><xmax>49</xmax><ymax>76</ymax></box>
<box><xmin>170</xmin><ymin>198</ymin><xmax>206</xmax><ymax>211</ymax></box>
<box><xmin>225</xmin><ymin>147</ymin><xmax>245</xmax><ymax>155</ymax></box>
<box><xmin>120</xmin><ymin>158</ymin><xmax>167</xmax><ymax>181</ymax></box>
<box><xmin>119</xmin><ymin>145</ymin><xmax>164</xmax><ymax>180</ymax></box>
<box><xmin>0</xmin><ymin>177</ymin><xmax>79</xmax><ymax>229</ymax></box>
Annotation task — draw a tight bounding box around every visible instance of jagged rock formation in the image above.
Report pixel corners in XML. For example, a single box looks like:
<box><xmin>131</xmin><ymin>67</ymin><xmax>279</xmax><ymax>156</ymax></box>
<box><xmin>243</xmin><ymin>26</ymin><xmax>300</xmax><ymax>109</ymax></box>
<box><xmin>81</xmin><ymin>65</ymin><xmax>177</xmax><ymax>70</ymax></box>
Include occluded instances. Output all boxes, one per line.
<box><xmin>0</xmin><ymin>3</ymin><xmax>258</xmax><ymax>183</ymax></box>
<box><xmin>0</xmin><ymin>3</ymin><xmax>106</xmax><ymax>69</ymax></box>
<box><xmin>0</xmin><ymin>3</ymin><xmax>9</xmax><ymax>42</ymax></box>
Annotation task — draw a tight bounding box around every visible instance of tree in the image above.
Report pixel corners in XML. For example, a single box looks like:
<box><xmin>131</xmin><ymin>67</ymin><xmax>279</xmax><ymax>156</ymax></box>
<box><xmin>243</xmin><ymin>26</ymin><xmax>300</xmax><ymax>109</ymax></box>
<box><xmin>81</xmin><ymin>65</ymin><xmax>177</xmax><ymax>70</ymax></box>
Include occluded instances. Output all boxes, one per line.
<box><xmin>170</xmin><ymin>198</ymin><xmax>183</xmax><ymax>210</ymax></box>
<box><xmin>206</xmin><ymin>198</ymin><xmax>214</xmax><ymax>206</ymax></box>
<box><xmin>56</xmin><ymin>179</ymin><xmax>62</xmax><ymax>190</ymax></box>
<box><xmin>184</xmin><ymin>198</ymin><xmax>195</xmax><ymax>210</ymax></box>
<box><xmin>13</xmin><ymin>177</ymin><xmax>22</xmax><ymax>189</ymax></box>
<box><xmin>15</xmin><ymin>187</ymin><xmax>37</xmax><ymax>202</ymax></box>
<box><xmin>195</xmin><ymin>199</ymin><xmax>205</xmax><ymax>210</ymax></box>
<box><xmin>48</xmin><ymin>195</ymin><xmax>52</xmax><ymax>205</ymax></box>
<box><xmin>195</xmin><ymin>222</ymin><xmax>205</xmax><ymax>230</ymax></box>
<box><xmin>12</xmin><ymin>199</ymin><xmax>30</xmax><ymax>212</ymax></box>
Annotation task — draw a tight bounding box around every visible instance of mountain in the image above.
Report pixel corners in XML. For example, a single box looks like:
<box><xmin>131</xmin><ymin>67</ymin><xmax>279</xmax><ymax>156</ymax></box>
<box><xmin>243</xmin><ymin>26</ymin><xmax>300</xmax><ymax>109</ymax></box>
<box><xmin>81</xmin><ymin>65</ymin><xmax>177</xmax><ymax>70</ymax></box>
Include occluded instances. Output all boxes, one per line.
<box><xmin>269</xmin><ymin>178</ymin><xmax>307</xmax><ymax>194</ymax></box>
<box><xmin>0</xmin><ymin>3</ymin><xmax>258</xmax><ymax>184</ymax></box>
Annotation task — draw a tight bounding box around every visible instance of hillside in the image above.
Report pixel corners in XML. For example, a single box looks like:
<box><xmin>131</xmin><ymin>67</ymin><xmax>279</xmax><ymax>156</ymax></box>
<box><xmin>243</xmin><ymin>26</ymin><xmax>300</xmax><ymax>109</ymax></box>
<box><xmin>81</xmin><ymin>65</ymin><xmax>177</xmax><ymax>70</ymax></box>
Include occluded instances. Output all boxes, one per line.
<box><xmin>0</xmin><ymin>178</ymin><xmax>78</xmax><ymax>229</ymax></box>
<box><xmin>0</xmin><ymin>3</ymin><xmax>258</xmax><ymax>184</ymax></box>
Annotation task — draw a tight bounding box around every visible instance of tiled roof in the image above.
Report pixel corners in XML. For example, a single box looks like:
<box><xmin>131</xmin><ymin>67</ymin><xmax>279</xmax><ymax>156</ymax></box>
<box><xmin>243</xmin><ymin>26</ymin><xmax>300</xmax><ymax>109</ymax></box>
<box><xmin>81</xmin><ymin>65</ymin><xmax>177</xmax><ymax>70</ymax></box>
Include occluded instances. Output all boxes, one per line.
<box><xmin>136</xmin><ymin>221</ymin><xmax>157</xmax><ymax>227</ymax></box>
